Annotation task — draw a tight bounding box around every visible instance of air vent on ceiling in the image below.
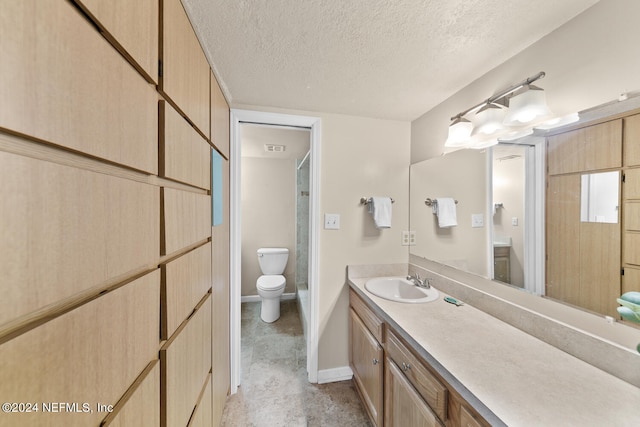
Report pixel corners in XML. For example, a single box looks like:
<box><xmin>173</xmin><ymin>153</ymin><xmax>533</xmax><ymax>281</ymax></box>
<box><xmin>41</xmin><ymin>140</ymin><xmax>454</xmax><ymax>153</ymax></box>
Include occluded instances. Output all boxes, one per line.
<box><xmin>264</xmin><ymin>144</ymin><xmax>286</xmax><ymax>153</ymax></box>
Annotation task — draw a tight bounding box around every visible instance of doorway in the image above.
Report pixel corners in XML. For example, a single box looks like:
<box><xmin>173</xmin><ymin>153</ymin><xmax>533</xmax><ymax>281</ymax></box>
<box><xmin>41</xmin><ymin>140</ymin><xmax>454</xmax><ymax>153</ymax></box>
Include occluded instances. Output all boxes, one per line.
<box><xmin>229</xmin><ymin>110</ymin><xmax>321</xmax><ymax>393</ymax></box>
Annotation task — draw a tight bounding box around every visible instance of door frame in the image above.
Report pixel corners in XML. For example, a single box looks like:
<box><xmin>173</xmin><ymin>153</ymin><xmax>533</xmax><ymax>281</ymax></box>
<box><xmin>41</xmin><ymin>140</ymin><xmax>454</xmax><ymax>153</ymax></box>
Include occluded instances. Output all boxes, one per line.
<box><xmin>229</xmin><ymin>109</ymin><xmax>321</xmax><ymax>392</ymax></box>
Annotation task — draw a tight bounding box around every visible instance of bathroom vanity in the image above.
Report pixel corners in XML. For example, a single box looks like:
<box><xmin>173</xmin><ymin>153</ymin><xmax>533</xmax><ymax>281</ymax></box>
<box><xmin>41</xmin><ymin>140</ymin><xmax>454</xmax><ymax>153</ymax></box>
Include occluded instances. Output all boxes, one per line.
<box><xmin>350</xmin><ymin>288</ymin><xmax>492</xmax><ymax>427</ymax></box>
<box><xmin>348</xmin><ymin>264</ymin><xmax>640</xmax><ymax>426</ymax></box>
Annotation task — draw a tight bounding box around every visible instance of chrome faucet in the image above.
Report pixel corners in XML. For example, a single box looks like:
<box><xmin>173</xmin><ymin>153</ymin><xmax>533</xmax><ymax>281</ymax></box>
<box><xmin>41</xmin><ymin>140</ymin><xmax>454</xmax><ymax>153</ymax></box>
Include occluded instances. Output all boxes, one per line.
<box><xmin>407</xmin><ymin>272</ymin><xmax>431</xmax><ymax>289</ymax></box>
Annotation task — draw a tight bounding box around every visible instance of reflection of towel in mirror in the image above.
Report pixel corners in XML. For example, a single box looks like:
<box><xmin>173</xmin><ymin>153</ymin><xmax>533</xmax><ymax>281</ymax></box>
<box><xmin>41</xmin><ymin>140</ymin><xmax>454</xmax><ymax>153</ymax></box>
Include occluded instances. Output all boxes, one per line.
<box><xmin>436</xmin><ymin>198</ymin><xmax>457</xmax><ymax>228</ymax></box>
<box><xmin>368</xmin><ymin>197</ymin><xmax>392</xmax><ymax>228</ymax></box>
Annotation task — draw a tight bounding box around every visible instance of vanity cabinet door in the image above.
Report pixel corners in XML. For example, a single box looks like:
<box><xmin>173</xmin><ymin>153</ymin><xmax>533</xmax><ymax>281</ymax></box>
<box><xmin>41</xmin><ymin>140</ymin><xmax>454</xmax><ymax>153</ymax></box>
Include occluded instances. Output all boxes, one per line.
<box><xmin>385</xmin><ymin>357</ymin><xmax>443</xmax><ymax>427</ymax></box>
<box><xmin>349</xmin><ymin>308</ymin><xmax>384</xmax><ymax>426</ymax></box>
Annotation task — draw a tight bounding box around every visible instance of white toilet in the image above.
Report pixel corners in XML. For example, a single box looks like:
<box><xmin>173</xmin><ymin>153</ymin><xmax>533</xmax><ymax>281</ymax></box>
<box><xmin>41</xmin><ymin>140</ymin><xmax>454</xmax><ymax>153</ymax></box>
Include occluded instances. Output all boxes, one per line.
<box><xmin>256</xmin><ymin>247</ymin><xmax>289</xmax><ymax>323</ymax></box>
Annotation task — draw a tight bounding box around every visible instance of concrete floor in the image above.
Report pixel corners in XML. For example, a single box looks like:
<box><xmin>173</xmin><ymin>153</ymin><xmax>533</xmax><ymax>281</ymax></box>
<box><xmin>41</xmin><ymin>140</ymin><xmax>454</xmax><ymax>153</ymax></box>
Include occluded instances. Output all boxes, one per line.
<box><xmin>220</xmin><ymin>300</ymin><xmax>372</xmax><ymax>427</ymax></box>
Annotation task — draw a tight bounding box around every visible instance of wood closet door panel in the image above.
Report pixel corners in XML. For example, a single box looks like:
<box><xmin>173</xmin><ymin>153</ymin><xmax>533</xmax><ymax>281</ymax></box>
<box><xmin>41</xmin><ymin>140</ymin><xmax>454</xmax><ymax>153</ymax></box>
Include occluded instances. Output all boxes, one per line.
<box><xmin>162</xmin><ymin>0</ymin><xmax>210</xmax><ymax>138</ymax></box>
<box><xmin>161</xmin><ymin>101</ymin><xmax>212</xmax><ymax>190</ymax></box>
<box><xmin>161</xmin><ymin>295</ymin><xmax>212</xmax><ymax>427</ymax></box>
<box><xmin>103</xmin><ymin>361</ymin><xmax>160</xmax><ymax>427</ymax></box>
<box><xmin>162</xmin><ymin>188</ymin><xmax>211</xmax><ymax>255</ymax></box>
<box><xmin>0</xmin><ymin>0</ymin><xmax>157</xmax><ymax>173</ymax></box>
<box><xmin>0</xmin><ymin>152</ymin><xmax>159</xmax><ymax>326</ymax></box>
<box><xmin>0</xmin><ymin>271</ymin><xmax>160</xmax><ymax>427</ymax></box>
<box><xmin>188</xmin><ymin>374</ymin><xmax>213</xmax><ymax>427</ymax></box>
<box><xmin>162</xmin><ymin>242</ymin><xmax>212</xmax><ymax>340</ymax></box>
<box><xmin>546</xmin><ymin>175</ymin><xmax>581</xmax><ymax>306</ymax></box>
<box><xmin>76</xmin><ymin>0</ymin><xmax>159</xmax><ymax>82</ymax></box>
<box><xmin>547</xmin><ymin>120</ymin><xmax>622</xmax><ymax>175</ymax></box>
<box><xmin>211</xmin><ymin>71</ymin><xmax>230</xmax><ymax>158</ymax></box>
<box><xmin>624</xmin><ymin>114</ymin><xmax>640</xmax><ymax>167</ymax></box>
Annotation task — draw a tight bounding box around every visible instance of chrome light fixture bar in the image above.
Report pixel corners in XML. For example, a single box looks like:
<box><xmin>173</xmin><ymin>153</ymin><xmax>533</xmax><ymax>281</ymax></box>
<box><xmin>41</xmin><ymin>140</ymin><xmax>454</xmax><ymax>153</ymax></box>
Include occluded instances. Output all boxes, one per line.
<box><xmin>445</xmin><ymin>71</ymin><xmax>550</xmax><ymax>148</ymax></box>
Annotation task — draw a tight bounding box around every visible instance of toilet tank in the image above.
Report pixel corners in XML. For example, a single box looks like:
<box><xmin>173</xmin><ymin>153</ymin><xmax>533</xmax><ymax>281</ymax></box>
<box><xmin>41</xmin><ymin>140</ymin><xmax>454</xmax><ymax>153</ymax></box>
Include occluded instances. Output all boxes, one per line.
<box><xmin>257</xmin><ymin>248</ymin><xmax>289</xmax><ymax>274</ymax></box>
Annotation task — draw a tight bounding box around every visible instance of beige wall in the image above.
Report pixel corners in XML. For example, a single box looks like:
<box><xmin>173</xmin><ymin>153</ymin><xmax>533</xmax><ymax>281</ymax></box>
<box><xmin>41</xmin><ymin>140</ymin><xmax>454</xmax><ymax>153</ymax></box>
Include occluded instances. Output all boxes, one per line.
<box><xmin>241</xmin><ymin>156</ymin><xmax>297</xmax><ymax>296</ymax></box>
<box><xmin>409</xmin><ymin>149</ymin><xmax>489</xmax><ymax>277</ymax></box>
<box><xmin>411</xmin><ymin>0</ymin><xmax>640</xmax><ymax>163</ymax></box>
<box><xmin>236</xmin><ymin>104</ymin><xmax>412</xmax><ymax>372</ymax></box>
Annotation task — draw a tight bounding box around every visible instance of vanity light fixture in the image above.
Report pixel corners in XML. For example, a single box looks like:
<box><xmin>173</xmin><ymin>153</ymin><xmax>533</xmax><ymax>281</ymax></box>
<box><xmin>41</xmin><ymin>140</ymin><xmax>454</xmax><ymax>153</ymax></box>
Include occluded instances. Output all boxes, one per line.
<box><xmin>473</xmin><ymin>103</ymin><xmax>506</xmax><ymax>136</ymax></box>
<box><xmin>534</xmin><ymin>112</ymin><xmax>580</xmax><ymax>130</ymax></box>
<box><xmin>445</xmin><ymin>116</ymin><xmax>474</xmax><ymax>147</ymax></box>
<box><xmin>503</xmin><ymin>84</ymin><xmax>552</xmax><ymax>125</ymax></box>
<box><xmin>444</xmin><ymin>71</ymin><xmax>553</xmax><ymax>149</ymax></box>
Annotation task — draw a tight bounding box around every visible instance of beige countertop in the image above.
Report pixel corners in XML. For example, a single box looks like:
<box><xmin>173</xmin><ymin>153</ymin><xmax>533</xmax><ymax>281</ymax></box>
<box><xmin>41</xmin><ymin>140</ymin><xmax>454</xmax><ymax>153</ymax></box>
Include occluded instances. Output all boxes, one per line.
<box><xmin>349</xmin><ymin>273</ymin><xmax>640</xmax><ymax>426</ymax></box>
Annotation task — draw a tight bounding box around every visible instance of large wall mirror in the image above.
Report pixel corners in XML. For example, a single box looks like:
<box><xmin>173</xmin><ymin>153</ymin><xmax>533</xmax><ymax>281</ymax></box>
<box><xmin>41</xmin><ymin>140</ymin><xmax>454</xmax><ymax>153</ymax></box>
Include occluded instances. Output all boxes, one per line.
<box><xmin>409</xmin><ymin>100</ymin><xmax>640</xmax><ymax>330</ymax></box>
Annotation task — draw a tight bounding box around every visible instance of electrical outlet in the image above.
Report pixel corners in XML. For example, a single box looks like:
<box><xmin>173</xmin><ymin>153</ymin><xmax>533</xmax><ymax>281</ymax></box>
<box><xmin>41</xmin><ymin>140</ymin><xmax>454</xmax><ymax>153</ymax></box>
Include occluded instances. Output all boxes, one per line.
<box><xmin>409</xmin><ymin>230</ymin><xmax>416</xmax><ymax>245</ymax></box>
<box><xmin>402</xmin><ymin>231</ymin><xmax>410</xmax><ymax>246</ymax></box>
<box><xmin>511</xmin><ymin>217</ymin><xmax>519</xmax><ymax>226</ymax></box>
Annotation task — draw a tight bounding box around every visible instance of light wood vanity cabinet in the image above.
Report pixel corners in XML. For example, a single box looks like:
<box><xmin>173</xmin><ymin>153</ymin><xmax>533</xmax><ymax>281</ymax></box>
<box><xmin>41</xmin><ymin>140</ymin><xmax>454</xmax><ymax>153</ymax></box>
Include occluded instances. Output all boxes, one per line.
<box><xmin>349</xmin><ymin>290</ymin><xmax>491</xmax><ymax>427</ymax></box>
<box><xmin>349</xmin><ymin>290</ymin><xmax>384</xmax><ymax>426</ymax></box>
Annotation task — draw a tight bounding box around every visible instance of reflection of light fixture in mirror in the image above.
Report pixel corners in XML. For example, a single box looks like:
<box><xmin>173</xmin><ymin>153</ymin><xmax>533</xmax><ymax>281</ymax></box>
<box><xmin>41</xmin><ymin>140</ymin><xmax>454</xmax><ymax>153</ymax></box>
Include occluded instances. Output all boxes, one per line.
<box><xmin>470</xmin><ymin>137</ymin><xmax>499</xmax><ymax>149</ymax></box>
<box><xmin>497</xmin><ymin>128</ymin><xmax>534</xmax><ymax>142</ymax></box>
<box><xmin>473</xmin><ymin>103</ymin><xmax>505</xmax><ymax>136</ymax></box>
<box><xmin>445</xmin><ymin>117</ymin><xmax>473</xmax><ymax>147</ymax></box>
<box><xmin>534</xmin><ymin>112</ymin><xmax>580</xmax><ymax>130</ymax></box>
<box><xmin>503</xmin><ymin>85</ymin><xmax>552</xmax><ymax>125</ymax></box>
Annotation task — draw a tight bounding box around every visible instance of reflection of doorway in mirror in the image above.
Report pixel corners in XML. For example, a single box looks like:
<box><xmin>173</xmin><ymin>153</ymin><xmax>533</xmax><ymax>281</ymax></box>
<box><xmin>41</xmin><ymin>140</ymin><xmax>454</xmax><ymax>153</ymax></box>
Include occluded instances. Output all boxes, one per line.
<box><xmin>492</xmin><ymin>145</ymin><xmax>527</xmax><ymax>288</ymax></box>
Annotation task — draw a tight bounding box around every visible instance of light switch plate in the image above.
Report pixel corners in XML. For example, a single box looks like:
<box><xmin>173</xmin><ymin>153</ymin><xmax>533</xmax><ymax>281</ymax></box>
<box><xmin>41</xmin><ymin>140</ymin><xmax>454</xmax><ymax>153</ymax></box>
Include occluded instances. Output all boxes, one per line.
<box><xmin>471</xmin><ymin>213</ymin><xmax>484</xmax><ymax>228</ymax></box>
<box><xmin>324</xmin><ymin>213</ymin><xmax>340</xmax><ymax>230</ymax></box>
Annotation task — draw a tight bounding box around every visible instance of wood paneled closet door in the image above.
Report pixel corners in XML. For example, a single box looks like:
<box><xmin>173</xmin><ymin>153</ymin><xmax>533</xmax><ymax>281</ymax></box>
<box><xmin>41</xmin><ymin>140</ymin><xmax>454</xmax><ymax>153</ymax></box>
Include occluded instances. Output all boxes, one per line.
<box><xmin>546</xmin><ymin>120</ymin><xmax>622</xmax><ymax>318</ymax></box>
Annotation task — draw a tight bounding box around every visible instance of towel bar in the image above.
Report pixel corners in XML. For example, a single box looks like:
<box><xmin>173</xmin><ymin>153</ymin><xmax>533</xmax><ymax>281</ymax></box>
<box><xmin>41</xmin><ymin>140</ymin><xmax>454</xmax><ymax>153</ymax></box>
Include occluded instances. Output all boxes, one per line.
<box><xmin>425</xmin><ymin>198</ymin><xmax>458</xmax><ymax>207</ymax></box>
<box><xmin>360</xmin><ymin>197</ymin><xmax>394</xmax><ymax>205</ymax></box>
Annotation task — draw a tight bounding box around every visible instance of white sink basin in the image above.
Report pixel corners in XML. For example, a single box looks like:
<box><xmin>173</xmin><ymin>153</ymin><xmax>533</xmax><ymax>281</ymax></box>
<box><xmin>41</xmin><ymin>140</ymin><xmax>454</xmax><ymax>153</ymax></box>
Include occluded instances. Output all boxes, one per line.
<box><xmin>364</xmin><ymin>277</ymin><xmax>439</xmax><ymax>303</ymax></box>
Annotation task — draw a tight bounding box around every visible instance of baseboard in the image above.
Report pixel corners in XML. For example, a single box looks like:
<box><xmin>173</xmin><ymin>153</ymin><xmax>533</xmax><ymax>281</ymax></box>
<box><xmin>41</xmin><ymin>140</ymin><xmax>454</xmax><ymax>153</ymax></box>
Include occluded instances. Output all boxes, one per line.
<box><xmin>317</xmin><ymin>366</ymin><xmax>353</xmax><ymax>384</ymax></box>
<box><xmin>240</xmin><ymin>293</ymin><xmax>296</xmax><ymax>303</ymax></box>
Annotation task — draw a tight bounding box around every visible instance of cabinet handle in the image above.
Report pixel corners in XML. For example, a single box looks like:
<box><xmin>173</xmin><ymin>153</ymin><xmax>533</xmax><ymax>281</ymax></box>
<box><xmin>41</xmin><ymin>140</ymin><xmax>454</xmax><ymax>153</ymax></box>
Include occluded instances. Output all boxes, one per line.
<box><xmin>372</xmin><ymin>358</ymin><xmax>379</xmax><ymax>365</ymax></box>
<box><xmin>402</xmin><ymin>362</ymin><xmax>411</xmax><ymax>371</ymax></box>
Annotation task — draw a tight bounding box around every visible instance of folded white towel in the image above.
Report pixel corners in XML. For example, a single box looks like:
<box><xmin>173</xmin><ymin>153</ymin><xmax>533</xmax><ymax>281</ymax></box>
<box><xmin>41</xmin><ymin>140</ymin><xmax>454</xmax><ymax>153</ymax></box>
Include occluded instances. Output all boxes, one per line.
<box><xmin>368</xmin><ymin>197</ymin><xmax>392</xmax><ymax>229</ymax></box>
<box><xmin>435</xmin><ymin>198</ymin><xmax>457</xmax><ymax>228</ymax></box>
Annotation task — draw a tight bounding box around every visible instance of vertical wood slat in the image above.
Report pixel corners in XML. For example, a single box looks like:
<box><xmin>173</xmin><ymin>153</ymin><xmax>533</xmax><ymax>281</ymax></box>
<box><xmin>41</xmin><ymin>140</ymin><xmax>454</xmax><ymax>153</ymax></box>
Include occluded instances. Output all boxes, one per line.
<box><xmin>212</xmin><ymin>157</ymin><xmax>231</xmax><ymax>424</ymax></box>
<box><xmin>0</xmin><ymin>271</ymin><xmax>160</xmax><ymax>427</ymax></box>
<box><xmin>0</xmin><ymin>0</ymin><xmax>158</xmax><ymax>174</ymax></box>
<box><xmin>74</xmin><ymin>0</ymin><xmax>159</xmax><ymax>82</ymax></box>
<box><xmin>211</xmin><ymin>71</ymin><xmax>230</xmax><ymax>159</ymax></box>
<box><xmin>161</xmin><ymin>294</ymin><xmax>212</xmax><ymax>427</ymax></box>
<box><xmin>160</xmin><ymin>101</ymin><xmax>212</xmax><ymax>190</ymax></box>
<box><xmin>161</xmin><ymin>0</ymin><xmax>210</xmax><ymax>139</ymax></box>
<box><xmin>0</xmin><ymin>151</ymin><xmax>159</xmax><ymax>326</ymax></box>
<box><xmin>162</xmin><ymin>242</ymin><xmax>212</xmax><ymax>340</ymax></box>
<box><xmin>161</xmin><ymin>187</ymin><xmax>211</xmax><ymax>256</ymax></box>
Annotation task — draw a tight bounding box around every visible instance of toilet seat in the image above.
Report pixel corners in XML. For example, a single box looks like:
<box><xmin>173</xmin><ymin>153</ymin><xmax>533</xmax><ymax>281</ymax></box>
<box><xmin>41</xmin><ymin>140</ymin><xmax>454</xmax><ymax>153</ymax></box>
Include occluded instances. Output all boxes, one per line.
<box><xmin>257</xmin><ymin>275</ymin><xmax>285</xmax><ymax>291</ymax></box>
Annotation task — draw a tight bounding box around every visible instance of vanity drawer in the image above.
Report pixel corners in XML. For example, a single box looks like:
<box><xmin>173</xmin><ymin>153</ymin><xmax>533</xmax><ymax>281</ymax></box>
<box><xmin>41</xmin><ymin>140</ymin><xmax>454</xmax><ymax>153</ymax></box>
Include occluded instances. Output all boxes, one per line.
<box><xmin>386</xmin><ymin>330</ymin><xmax>448</xmax><ymax>422</ymax></box>
<box><xmin>460</xmin><ymin>405</ymin><xmax>484</xmax><ymax>427</ymax></box>
<box><xmin>349</xmin><ymin>289</ymin><xmax>384</xmax><ymax>343</ymax></box>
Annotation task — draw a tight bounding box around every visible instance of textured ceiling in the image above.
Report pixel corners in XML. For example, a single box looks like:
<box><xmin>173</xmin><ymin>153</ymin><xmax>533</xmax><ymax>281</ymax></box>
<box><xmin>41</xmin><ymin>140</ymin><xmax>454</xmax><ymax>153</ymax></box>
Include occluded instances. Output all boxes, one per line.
<box><xmin>183</xmin><ymin>0</ymin><xmax>599</xmax><ymax>121</ymax></box>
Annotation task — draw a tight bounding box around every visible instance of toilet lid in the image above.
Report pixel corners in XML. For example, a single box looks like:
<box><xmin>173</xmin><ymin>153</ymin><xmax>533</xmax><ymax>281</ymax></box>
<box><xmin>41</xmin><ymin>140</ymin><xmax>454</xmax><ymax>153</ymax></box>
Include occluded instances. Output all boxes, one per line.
<box><xmin>257</xmin><ymin>275</ymin><xmax>285</xmax><ymax>290</ymax></box>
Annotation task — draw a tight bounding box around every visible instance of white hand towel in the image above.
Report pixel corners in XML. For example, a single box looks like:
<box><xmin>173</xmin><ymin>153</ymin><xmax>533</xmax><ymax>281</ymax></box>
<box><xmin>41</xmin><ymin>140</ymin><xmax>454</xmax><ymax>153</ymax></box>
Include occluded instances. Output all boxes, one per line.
<box><xmin>436</xmin><ymin>198</ymin><xmax>457</xmax><ymax>228</ymax></box>
<box><xmin>368</xmin><ymin>197</ymin><xmax>392</xmax><ymax>229</ymax></box>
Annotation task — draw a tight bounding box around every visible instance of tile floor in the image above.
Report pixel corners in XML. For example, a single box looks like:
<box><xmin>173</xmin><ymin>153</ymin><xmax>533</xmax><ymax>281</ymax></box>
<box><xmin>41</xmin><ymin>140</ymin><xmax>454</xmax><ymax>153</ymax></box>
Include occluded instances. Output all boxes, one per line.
<box><xmin>220</xmin><ymin>300</ymin><xmax>372</xmax><ymax>427</ymax></box>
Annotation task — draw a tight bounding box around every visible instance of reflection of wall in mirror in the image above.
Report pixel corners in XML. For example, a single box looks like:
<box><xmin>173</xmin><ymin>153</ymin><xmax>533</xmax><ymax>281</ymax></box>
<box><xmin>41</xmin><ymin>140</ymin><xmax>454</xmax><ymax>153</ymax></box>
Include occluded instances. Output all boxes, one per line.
<box><xmin>492</xmin><ymin>147</ymin><xmax>526</xmax><ymax>287</ymax></box>
<box><xmin>409</xmin><ymin>149</ymin><xmax>488</xmax><ymax>277</ymax></box>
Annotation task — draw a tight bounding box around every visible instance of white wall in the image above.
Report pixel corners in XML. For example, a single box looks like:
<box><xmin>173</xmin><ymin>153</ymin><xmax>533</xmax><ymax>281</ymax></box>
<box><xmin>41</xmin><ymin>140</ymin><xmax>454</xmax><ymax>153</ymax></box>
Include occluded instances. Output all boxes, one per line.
<box><xmin>411</xmin><ymin>0</ymin><xmax>640</xmax><ymax>163</ymax></box>
<box><xmin>236</xmin><ymin>104</ymin><xmax>411</xmax><ymax>373</ymax></box>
